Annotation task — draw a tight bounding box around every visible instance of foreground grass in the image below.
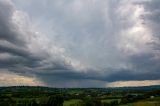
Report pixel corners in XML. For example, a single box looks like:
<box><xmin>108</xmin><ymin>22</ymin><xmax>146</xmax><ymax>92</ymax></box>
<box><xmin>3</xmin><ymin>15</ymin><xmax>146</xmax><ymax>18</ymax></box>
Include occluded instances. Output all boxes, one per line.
<box><xmin>120</xmin><ymin>101</ymin><xmax>160</xmax><ymax>106</ymax></box>
<box><xmin>101</xmin><ymin>99</ymin><xmax>121</xmax><ymax>103</ymax></box>
<box><xmin>120</xmin><ymin>97</ymin><xmax>160</xmax><ymax>106</ymax></box>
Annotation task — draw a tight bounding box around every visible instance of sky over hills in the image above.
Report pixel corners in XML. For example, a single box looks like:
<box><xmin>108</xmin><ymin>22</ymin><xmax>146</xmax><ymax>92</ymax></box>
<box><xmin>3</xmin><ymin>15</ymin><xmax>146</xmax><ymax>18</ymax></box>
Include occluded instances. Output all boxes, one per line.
<box><xmin>0</xmin><ymin>0</ymin><xmax>160</xmax><ymax>87</ymax></box>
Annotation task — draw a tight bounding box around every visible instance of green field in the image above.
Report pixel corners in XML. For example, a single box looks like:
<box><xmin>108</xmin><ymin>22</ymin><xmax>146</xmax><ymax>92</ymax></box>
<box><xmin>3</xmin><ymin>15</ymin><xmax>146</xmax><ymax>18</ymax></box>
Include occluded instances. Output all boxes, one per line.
<box><xmin>63</xmin><ymin>99</ymin><xmax>82</xmax><ymax>106</ymax></box>
<box><xmin>120</xmin><ymin>97</ymin><xmax>160</xmax><ymax>106</ymax></box>
<box><xmin>101</xmin><ymin>99</ymin><xmax>121</xmax><ymax>103</ymax></box>
<box><xmin>120</xmin><ymin>102</ymin><xmax>160</xmax><ymax>106</ymax></box>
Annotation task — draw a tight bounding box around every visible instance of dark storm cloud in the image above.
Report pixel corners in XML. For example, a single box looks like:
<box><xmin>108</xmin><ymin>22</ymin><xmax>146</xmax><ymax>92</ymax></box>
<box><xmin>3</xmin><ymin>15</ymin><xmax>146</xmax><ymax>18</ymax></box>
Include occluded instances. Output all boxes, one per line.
<box><xmin>143</xmin><ymin>0</ymin><xmax>160</xmax><ymax>38</ymax></box>
<box><xmin>124</xmin><ymin>0</ymin><xmax>160</xmax><ymax>81</ymax></box>
<box><xmin>0</xmin><ymin>0</ymin><xmax>27</xmax><ymax>46</ymax></box>
<box><xmin>0</xmin><ymin>0</ymin><xmax>160</xmax><ymax>87</ymax></box>
<box><xmin>36</xmin><ymin>67</ymin><xmax>160</xmax><ymax>87</ymax></box>
<box><xmin>0</xmin><ymin>0</ymin><xmax>73</xmax><ymax>76</ymax></box>
<box><xmin>102</xmin><ymin>70</ymin><xmax>160</xmax><ymax>82</ymax></box>
<box><xmin>0</xmin><ymin>0</ymin><xmax>29</xmax><ymax>70</ymax></box>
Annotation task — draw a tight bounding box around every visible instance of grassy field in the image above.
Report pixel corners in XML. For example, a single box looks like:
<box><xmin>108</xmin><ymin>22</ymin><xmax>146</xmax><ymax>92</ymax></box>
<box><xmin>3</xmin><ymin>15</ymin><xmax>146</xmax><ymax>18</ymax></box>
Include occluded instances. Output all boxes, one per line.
<box><xmin>63</xmin><ymin>99</ymin><xmax>82</xmax><ymax>106</ymax></box>
<box><xmin>120</xmin><ymin>102</ymin><xmax>160</xmax><ymax>106</ymax></box>
<box><xmin>101</xmin><ymin>99</ymin><xmax>121</xmax><ymax>103</ymax></box>
<box><xmin>120</xmin><ymin>97</ymin><xmax>160</xmax><ymax>106</ymax></box>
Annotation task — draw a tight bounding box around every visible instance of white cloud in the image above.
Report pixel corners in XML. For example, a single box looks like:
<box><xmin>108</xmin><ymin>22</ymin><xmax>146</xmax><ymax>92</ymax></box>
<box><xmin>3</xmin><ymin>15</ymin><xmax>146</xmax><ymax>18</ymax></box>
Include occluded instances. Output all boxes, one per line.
<box><xmin>117</xmin><ymin>2</ymin><xmax>154</xmax><ymax>55</ymax></box>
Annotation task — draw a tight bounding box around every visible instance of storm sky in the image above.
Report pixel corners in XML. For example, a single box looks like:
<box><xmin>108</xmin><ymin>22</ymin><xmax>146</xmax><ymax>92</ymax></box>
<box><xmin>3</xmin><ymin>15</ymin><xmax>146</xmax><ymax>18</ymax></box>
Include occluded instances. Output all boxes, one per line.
<box><xmin>0</xmin><ymin>0</ymin><xmax>160</xmax><ymax>87</ymax></box>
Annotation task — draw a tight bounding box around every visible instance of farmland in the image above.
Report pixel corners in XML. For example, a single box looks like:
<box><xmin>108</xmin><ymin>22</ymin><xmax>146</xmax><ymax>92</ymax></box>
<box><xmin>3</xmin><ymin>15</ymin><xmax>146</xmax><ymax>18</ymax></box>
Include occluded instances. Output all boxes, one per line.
<box><xmin>0</xmin><ymin>86</ymin><xmax>160</xmax><ymax>106</ymax></box>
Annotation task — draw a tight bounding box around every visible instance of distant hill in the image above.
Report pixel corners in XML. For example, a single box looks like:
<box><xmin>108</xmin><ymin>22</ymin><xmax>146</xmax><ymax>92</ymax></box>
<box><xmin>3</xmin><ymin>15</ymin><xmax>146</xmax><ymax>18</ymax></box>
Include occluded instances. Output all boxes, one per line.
<box><xmin>0</xmin><ymin>86</ymin><xmax>58</xmax><ymax>93</ymax></box>
<box><xmin>0</xmin><ymin>85</ymin><xmax>160</xmax><ymax>93</ymax></box>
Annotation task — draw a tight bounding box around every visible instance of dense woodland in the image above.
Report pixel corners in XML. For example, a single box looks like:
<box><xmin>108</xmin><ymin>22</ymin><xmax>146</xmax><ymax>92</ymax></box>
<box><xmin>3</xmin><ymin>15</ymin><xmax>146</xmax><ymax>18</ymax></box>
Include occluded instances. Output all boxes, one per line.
<box><xmin>0</xmin><ymin>86</ymin><xmax>160</xmax><ymax>106</ymax></box>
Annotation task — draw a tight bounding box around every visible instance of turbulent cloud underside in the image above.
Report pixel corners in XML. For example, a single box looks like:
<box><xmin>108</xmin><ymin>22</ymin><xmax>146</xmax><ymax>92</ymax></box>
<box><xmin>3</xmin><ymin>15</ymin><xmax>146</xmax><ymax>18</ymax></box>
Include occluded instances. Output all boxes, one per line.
<box><xmin>0</xmin><ymin>0</ymin><xmax>160</xmax><ymax>87</ymax></box>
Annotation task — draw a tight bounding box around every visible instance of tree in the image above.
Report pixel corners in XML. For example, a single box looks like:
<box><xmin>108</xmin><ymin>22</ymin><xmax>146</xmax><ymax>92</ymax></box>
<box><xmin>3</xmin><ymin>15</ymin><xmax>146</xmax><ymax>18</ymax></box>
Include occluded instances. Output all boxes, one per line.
<box><xmin>46</xmin><ymin>95</ymin><xmax>64</xmax><ymax>106</ymax></box>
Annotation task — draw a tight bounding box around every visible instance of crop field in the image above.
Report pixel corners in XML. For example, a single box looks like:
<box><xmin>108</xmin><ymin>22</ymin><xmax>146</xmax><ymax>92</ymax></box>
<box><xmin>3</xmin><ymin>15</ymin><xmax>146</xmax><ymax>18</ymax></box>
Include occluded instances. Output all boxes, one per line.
<box><xmin>63</xmin><ymin>99</ymin><xmax>82</xmax><ymax>106</ymax></box>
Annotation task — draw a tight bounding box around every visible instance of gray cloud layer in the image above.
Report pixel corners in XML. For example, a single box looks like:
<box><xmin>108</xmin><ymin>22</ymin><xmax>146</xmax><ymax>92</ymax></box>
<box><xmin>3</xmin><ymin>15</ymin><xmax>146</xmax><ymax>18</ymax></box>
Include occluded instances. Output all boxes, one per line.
<box><xmin>0</xmin><ymin>0</ymin><xmax>160</xmax><ymax>87</ymax></box>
